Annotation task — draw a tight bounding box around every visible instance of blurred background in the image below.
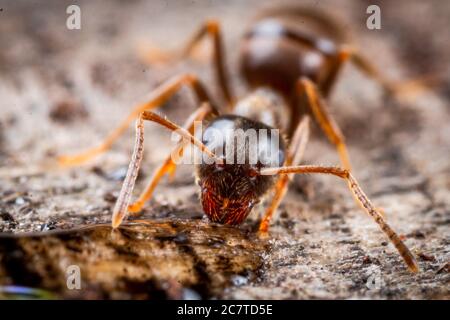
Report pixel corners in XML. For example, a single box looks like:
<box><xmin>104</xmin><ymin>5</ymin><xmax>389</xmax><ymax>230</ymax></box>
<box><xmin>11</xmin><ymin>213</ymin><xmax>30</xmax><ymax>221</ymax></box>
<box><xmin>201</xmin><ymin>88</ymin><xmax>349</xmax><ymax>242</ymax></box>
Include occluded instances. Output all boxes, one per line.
<box><xmin>0</xmin><ymin>0</ymin><xmax>449</xmax><ymax>165</ymax></box>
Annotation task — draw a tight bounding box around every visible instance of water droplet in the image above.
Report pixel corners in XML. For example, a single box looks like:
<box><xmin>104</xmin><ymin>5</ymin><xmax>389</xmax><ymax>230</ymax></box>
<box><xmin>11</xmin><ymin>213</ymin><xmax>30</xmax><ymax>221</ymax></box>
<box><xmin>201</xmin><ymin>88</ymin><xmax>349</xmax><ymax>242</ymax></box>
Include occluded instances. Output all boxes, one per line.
<box><xmin>40</xmin><ymin>221</ymin><xmax>56</xmax><ymax>232</ymax></box>
<box><xmin>15</xmin><ymin>197</ymin><xmax>25</xmax><ymax>205</ymax></box>
<box><xmin>230</xmin><ymin>275</ymin><xmax>248</xmax><ymax>286</ymax></box>
<box><xmin>107</xmin><ymin>166</ymin><xmax>128</xmax><ymax>181</ymax></box>
<box><xmin>182</xmin><ymin>288</ymin><xmax>201</xmax><ymax>300</ymax></box>
<box><xmin>174</xmin><ymin>232</ymin><xmax>189</xmax><ymax>244</ymax></box>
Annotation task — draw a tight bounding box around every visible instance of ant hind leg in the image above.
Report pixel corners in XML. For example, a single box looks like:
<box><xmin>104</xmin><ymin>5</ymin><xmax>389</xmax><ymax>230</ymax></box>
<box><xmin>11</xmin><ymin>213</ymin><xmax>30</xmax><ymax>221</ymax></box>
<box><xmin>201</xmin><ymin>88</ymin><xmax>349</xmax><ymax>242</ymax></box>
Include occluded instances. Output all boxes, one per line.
<box><xmin>341</xmin><ymin>46</ymin><xmax>440</xmax><ymax>100</ymax></box>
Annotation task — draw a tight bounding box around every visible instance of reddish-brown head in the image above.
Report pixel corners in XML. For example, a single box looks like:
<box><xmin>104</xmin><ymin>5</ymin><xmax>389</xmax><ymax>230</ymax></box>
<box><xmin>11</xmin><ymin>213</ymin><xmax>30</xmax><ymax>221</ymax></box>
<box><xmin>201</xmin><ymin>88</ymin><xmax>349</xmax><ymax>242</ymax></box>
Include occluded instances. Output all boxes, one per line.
<box><xmin>195</xmin><ymin>115</ymin><xmax>285</xmax><ymax>225</ymax></box>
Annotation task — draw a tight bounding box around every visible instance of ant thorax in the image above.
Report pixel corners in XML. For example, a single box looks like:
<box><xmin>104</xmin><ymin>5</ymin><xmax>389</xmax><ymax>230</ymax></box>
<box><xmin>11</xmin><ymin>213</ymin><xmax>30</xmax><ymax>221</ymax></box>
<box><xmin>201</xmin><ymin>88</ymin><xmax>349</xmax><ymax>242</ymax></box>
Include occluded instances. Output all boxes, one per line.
<box><xmin>233</xmin><ymin>88</ymin><xmax>290</xmax><ymax>131</ymax></box>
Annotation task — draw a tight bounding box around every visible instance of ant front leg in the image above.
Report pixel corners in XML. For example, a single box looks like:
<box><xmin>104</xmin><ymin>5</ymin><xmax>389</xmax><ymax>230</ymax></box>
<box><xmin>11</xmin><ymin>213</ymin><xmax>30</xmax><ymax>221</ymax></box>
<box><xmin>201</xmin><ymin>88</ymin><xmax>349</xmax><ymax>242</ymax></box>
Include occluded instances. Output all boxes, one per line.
<box><xmin>296</xmin><ymin>77</ymin><xmax>352</xmax><ymax>170</ymax></box>
<box><xmin>127</xmin><ymin>103</ymin><xmax>216</xmax><ymax>214</ymax></box>
<box><xmin>260</xmin><ymin>165</ymin><xmax>419</xmax><ymax>273</ymax></box>
<box><xmin>58</xmin><ymin>73</ymin><xmax>216</xmax><ymax>167</ymax></box>
<box><xmin>142</xmin><ymin>20</ymin><xmax>234</xmax><ymax>106</ymax></box>
<box><xmin>112</xmin><ymin>106</ymin><xmax>221</xmax><ymax>228</ymax></box>
<box><xmin>259</xmin><ymin>116</ymin><xmax>311</xmax><ymax>233</ymax></box>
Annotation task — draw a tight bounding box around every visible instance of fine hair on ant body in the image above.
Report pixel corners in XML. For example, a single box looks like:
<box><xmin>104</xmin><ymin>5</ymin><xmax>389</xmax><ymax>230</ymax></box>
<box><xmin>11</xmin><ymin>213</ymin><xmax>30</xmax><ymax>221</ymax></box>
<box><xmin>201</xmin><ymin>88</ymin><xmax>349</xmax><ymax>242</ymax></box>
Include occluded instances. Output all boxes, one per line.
<box><xmin>58</xmin><ymin>7</ymin><xmax>421</xmax><ymax>272</ymax></box>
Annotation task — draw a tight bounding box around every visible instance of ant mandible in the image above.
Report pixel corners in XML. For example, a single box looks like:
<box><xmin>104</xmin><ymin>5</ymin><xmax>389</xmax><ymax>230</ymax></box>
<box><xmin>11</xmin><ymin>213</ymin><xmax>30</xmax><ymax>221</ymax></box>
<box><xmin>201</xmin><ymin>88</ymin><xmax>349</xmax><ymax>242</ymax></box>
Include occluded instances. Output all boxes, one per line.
<box><xmin>58</xmin><ymin>7</ymin><xmax>420</xmax><ymax>272</ymax></box>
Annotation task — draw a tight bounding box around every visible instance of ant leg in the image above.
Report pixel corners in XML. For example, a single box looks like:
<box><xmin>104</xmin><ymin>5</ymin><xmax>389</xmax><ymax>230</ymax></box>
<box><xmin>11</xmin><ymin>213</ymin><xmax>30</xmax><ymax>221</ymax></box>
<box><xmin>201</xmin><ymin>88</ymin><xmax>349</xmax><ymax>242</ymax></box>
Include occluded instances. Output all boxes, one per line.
<box><xmin>127</xmin><ymin>103</ymin><xmax>215</xmax><ymax>214</ymax></box>
<box><xmin>298</xmin><ymin>78</ymin><xmax>389</xmax><ymax>218</ymax></box>
<box><xmin>260</xmin><ymin>165</ymin><xmax>419</xmax><ymax>273</ymax></box>
<box><xmin>58</xmin><ymin>73</ymin><xmax>216</xmax><ymax>167</ymax></box>
<box><xmin>342</xmin><ymin>46</ymin><xmax>438</xmax><ymax>99</ymax></box>
<box><xmin>259</xmin><ymin>116</ymin><xmax>311</xmax><ymax>233</ymax></box>
<box><xmin>182</xmin><ymin>20</ymin><xmax>234</xmax><ymax>105</ymax></box>
<box><xmin>296</xmin><ymin>77</ymin><xmax>352</xmax><ymax>170</ymax></box>
<box><xmin>319</xmin><ymin>49</ymin><xmax>351</xmax><ymax>97</ymax></box>
<box><xmin>111</xmin><ymin>114</ymin><xmax>145</xmax><ymax>229</ymax></box>
<box><xmin>142</xmin><ymin>20</ymin><xmax>234</xmax><ymax>105</ymax></box>
<box><xmin>112</xmin><ymin>106</ymin><xmax>221</xmax><ymax>228</ymax></box>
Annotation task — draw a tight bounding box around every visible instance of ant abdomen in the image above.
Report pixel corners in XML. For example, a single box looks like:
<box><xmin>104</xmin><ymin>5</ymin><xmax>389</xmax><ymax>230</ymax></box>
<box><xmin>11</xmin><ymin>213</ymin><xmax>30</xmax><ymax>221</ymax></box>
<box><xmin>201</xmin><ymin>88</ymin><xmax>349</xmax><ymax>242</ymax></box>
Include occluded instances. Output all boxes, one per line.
<box><xmin>240</xmin><ymin>18</ymin><xmax>336</xmax><ymax>99</ymax></box>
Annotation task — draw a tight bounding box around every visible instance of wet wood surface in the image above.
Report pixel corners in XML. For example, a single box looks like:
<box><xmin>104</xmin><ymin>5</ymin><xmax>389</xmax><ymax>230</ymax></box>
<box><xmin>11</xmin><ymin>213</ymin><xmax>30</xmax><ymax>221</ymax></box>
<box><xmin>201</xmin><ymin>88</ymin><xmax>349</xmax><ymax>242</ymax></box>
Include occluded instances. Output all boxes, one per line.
<box><xmin>0</xmin><ymin>219</ymin><xmax>265</xmax><ymax>299</ymax></box>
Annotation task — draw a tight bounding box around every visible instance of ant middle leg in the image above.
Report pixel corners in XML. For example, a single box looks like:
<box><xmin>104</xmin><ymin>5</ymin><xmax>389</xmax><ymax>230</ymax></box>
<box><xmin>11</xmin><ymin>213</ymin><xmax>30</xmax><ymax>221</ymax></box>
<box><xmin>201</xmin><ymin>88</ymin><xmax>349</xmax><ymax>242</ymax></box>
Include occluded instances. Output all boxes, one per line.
<box><xmin>259</xmin><ymin>116</ymin><xmax>310</xmax><ymax>233</ymax></box>
<box><xmin>58</xmin><ymin>73</ymin><xmax>215</xmax><ymax>167</ymax></box>
<box><xmin>318</xmin><ymin>49</ymin><xmax>351</xmax><ymax>97</ymax></box>
<box><xmin>296</xmin><ymin>77</ymin><xmax>352</xmax><ymax>170</ymax></box>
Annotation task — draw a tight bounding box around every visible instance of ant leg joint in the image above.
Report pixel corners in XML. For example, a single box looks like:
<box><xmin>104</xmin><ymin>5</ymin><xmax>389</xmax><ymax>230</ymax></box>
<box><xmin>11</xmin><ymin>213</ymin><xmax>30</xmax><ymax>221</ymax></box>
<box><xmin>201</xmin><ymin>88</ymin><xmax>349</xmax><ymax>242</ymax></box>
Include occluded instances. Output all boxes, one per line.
<box><xmin>206</xmin><ymin>19</ymin><xmax>219</xmax><ymax>33</ymax></box>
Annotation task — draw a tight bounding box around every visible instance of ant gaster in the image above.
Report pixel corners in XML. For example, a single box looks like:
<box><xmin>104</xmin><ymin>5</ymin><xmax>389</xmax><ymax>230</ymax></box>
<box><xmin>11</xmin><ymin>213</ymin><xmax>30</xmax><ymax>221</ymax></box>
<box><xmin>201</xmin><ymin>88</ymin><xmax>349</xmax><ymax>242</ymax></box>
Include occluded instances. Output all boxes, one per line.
<box><xmin>59</xmin><ymin>7</ymin><xmax>419</xmax><ymax>272</ymax></box>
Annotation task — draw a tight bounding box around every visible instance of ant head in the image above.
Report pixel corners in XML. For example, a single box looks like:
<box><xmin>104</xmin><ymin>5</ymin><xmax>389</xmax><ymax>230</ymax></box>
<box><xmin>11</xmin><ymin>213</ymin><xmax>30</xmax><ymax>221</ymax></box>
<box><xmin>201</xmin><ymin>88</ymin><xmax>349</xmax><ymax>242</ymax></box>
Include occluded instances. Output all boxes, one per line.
<box><xmin>195</xmin><ymin>115</ymin><xmax>285</xmax><ymax>225</ymax></box>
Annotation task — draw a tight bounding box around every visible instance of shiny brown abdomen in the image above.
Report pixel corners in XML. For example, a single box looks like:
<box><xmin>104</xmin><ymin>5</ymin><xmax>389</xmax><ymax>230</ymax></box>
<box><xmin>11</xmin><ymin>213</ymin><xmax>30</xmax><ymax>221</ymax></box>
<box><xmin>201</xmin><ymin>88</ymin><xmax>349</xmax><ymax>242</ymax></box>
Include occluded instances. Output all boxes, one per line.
<box><xmin>240</xmin><ymin>39</ymin><xmax>323</xmax><ymax>98</ymax></box>
<box><xmin>239</xmin><ymin>19</ymin><xmax>332</xmax><ymax>99</ymax></box>
<box><xmin>239</xmin><ymin>19</ymin><xmax>338</xmax><ymax>134</ymax></box>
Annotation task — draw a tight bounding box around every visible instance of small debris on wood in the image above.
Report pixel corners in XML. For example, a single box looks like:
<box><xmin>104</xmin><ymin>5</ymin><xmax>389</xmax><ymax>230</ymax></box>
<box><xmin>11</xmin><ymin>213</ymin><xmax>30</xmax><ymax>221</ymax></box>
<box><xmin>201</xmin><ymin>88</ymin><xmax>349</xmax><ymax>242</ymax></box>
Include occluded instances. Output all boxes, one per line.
<box><xmin>0</xmin><ymin>211</ymin><xmax>15</xmax><ymax>223</ymax></box>
<box><xmin>436</xmin><ymin>262</ymin><xmax>450</xmax><ymax>274</ymax></box>
<box><xmin>49</xmin><ymin>98</ymin><xmax>88</xmax><ymax>123</ymax></box>
<box><xmin>417</xmin><ymin>252</ymin><xmax>436</xmax><ymax>262</ymax></box>
<box><xmin>103</xmin><ymin>192</ymin><xmax>117</xmax><ymax>203</ymax></box>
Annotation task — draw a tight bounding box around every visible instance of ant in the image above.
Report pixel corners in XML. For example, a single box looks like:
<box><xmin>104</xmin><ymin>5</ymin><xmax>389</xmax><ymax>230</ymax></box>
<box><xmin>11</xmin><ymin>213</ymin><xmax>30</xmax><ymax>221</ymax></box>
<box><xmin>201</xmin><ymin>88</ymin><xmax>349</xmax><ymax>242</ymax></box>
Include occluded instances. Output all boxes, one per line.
<box><xmin>58</xmin><ymin>7</ymin><xmax>421</xmax><ymax>272</ymax></box>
